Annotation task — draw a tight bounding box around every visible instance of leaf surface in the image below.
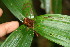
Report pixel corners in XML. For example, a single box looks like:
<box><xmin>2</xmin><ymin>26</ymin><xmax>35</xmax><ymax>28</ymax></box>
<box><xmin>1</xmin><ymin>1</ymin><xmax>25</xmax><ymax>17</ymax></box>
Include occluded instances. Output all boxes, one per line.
<box><xmin>1</xmin><ymin>25</ymin><xmax>34</xmax><ymax>47</ymax></box>
<box><xmin>2</xmin><ymin>0</ymin><xmax>35</xmax><ymax>22</ymax></box>
<box><xmin>0</xmin><ymin>0</ymin><xmax>17</xmax><ymax>23</ymax></box>
<box><xmin>34</xmin><ymin>14</ymin><xmax>70</xmax><ymax>47</ymax></box>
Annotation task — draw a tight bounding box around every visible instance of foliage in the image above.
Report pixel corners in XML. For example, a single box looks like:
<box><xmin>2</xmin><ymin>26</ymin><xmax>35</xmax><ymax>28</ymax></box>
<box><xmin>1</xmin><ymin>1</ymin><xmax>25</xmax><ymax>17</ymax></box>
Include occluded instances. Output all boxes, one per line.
<box><xmin>0</xmin><ymin>0</ymin><xmax>70</xmax><ymax>47</ymax></box>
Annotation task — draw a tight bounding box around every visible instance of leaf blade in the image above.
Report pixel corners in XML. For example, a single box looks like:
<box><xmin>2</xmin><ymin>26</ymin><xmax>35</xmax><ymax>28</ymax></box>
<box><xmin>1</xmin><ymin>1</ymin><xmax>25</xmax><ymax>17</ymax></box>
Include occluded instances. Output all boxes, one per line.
<box><xmin>2</xmin><ymin>0</ymin><xmax>35</xmax><ymax>22</ymax></box>
<box><xmin>34</xmin><ymin>14</ymin><xmax>70</xmax><ymax>47</ymax></box>
<box><xmin>1</xmin><ymin>25</ymin><xmax>34</xmax><ymax>47</ymax></box>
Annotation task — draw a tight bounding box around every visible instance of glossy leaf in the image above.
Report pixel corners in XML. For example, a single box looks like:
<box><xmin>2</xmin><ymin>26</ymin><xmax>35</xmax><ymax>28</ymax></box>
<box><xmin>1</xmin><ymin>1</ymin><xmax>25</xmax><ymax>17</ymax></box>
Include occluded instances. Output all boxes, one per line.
<box><xmin>34</xmin><ymin>14</ymin><xmax>70</xmax><ymax>47</ymax></box>
<box><xmin>2</xmin><ymin>0</ymin><xmax>35</xmax><ymax>22</ymax></box>
<box><xmin>0</xmin><ymin>0</ymin><xmax>17</xmax><ymax>23</ymax></box>
<box><xmin>1</xmin><ymin>25</ymin><xmax>34</xmax><ymax>47</ymax></box>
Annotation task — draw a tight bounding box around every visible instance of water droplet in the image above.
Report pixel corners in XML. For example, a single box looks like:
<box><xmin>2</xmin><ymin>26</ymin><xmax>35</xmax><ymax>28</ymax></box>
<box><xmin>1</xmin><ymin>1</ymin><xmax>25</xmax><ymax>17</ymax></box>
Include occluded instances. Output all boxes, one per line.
<box><xmin>20</xmin><ymin>20</ymin><xmax>23</xmax><ymax>22</ymax></box>
<box><xmin>33</xmin><ymin>33</ymin><xmax>34</xmax><ymax>34</ymax></box>
<box><xmin>31</xmin><ymin>16</ymin><xmax>34</xmax><ymax>18</ymax></box>
<box><xmin>41</xmin><ymin>20</ymin><xmax>42</xmax><ymax>21</ymax></box>
<box><xmin>31</xmin><ymin>40</ymin><xmax>32</xmax><ymax>41</ymax></box>
<box><xmin>30</xmin><ymin>30</ymin><xmax>32</xmax><ymax>31</ymax></box>
<box><xmin>16</xmin><ymin>39</ymin><xmax>18</xmax><ymax>40</ymax></box>
<box><xmin>11</xmin><ymin>3</ymin><xmax>13</xmax><ymax>5</ymax></box>
<box><xmin>25</xmin><ymin>43</ymin><xmax>27</xmax><ymax>45</ymax></box>
<box><xmin>22</xmin><ymin>21</ymin><xmax>23</xmax><ymax>22</ymax></box>
<box><xmin>30</xmin><ymin>34</ymin><xmax>31</xmax><ymax>35</ymax></box>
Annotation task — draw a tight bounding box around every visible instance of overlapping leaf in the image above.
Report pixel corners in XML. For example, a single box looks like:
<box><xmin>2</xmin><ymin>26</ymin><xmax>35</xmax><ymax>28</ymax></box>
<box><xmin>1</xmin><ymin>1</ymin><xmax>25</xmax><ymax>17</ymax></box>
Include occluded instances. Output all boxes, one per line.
<box><xmin>0</xmin><ymin>0</ymin><xmax>17</xmax><ymax>23</ymax></box>
<box><xmin>1</xmin><ymin>0</ymin><xmax>68</xmax><ymax>47</ymax></box>
<box><xmin>2</xmin><ymin>0</ymin><xmax>35</xmax><ymax>22</ymax></box>
<box><xmin>34</xmin><ymin>14</ymin><xmax>70</xmax><ymax>47</ymax></box>
<box><xmin>1</xmin><ymin>25</ymin><xmax>34</xmax><ymax>47</ymax></box>
<box><xmin>1</xmin><ymin>0</ymin><xmax>35</xmax><ymax>47</ymax></box>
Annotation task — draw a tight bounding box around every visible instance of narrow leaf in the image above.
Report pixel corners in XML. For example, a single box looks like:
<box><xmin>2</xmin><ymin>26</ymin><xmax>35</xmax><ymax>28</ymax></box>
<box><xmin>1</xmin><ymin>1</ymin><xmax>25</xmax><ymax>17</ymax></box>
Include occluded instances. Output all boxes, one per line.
<box><xmin>2</xmin><ymin>0</ymin><xmax>35</xmax><ymax>22</ymax></box>
<box><xmin>1</xmin><ymin>25</ymin><xmax>34</xmax><ymax>47</ymax></box>
<box><xmin>0</xmin><ymin>0</ymin><xmax>17</xmax><ymax>23</ymax></box>
<box><xmin>34</xmin><ymin>14</ymin><xmax>70</xmax><ymax>47</ymax></box>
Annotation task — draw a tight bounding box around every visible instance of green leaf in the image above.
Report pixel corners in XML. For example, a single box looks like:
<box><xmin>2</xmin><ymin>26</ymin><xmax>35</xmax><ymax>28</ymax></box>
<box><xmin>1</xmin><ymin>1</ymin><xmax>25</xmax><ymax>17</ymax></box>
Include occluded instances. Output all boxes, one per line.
<box><xmin>2</xmin><ymin>0</ymin><xmax>35</xmax><ymax>22</ymax></box>
<box><xmin>1</xmin><ymin>25</ymin><xmax>34</xmax><ymax>47</ymax></box>
<box><xmin>34</xmin><ymin>14</ymin><xmax>70</xmax><ymax>47</ymax></box>
<box><xmin>52</xmin><ymin>0</ymin><xmax>62</xmax><ymax>14</ymax></box>
<box><xmin>0</xmin><ymin>0</ymin><xmax>17</xmax><ymax>23</ymax></box>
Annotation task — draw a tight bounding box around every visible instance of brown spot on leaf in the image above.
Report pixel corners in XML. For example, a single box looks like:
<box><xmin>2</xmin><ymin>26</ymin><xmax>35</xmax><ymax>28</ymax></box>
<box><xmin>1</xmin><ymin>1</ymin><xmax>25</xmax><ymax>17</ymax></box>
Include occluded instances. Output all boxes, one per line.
<box><xmin>48</xmin><ymin>16</ymin><xmax>52</xmax><ymax>18</ymax></box>
<box><xmin>44</xmin><ymin>17</ymin><xmax>48</xmax><ymax>18</ymax></box>
<box><xmin>44</xmin><ymin>16</ymin><xmax>52</xmax><ymax>18</ymax></box>
<box><xmin>23</xmin><ymin>2</ymin><xmax>32</xmax><ymax>6</ymax></box>
<box><xmin>23</xmin><ymin>6</ymin><xmax>31</xmax><ymax>10</ymax></box>
<box><xmin>23</xmin><ymin>2</ymin><xmax>32</xmax><ymax>10</ymax></box>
